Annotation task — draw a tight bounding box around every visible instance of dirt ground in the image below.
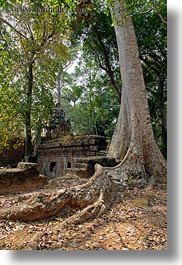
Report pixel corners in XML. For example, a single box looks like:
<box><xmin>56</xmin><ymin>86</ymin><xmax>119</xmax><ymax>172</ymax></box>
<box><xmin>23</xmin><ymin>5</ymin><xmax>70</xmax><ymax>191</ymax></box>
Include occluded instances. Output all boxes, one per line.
<box><xmin>0</xmin><ymin>178</ymin><xmax>167</xmax><ymax>250</ymax></box>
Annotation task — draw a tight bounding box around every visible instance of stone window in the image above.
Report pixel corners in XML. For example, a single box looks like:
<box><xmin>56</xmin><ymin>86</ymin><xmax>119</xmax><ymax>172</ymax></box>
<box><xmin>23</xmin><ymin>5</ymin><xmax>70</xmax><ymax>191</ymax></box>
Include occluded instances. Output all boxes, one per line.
<box><xmin>67</xmin><ymin>161</ymin><xmax>72</xmax><ymax>168</ymax></box>
<box><xmin>50</xmin><ymin>162</ymin><xmax>56</xmax><ymax>172</ymax></box>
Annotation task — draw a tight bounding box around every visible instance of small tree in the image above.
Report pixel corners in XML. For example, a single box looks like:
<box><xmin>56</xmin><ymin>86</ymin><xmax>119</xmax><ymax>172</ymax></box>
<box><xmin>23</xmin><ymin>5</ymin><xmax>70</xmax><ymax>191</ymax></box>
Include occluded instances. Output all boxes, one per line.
<box><xmin>0</xmin><ymin>3</ymin><xmax>71</xmax><ymax>159</ymax></box>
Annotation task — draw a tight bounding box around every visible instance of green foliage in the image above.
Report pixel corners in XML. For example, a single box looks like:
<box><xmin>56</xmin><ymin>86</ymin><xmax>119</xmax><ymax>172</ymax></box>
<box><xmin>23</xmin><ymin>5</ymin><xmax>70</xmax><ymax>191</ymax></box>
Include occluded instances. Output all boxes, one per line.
<box><xmin>0</xmin><ymin>0</ymin><xmax>167</xmax><ymax>157</ymax></box>
<box><xmin>68</xmin><ymin>0</ymin><xmax>167</xmax><ymax>155</ymax></box>
<box><xmin>61</xmin><ymin>57</ymin><xmax>119</xmax><ymax>140</ymax></box>
<box><xmin>0</xmin><ymin>87</ymin><xmax>24</xmax><ymax>151</ymax></box>
<box><xmin>0</xmin><ymin>0</ymin><xmax>71</xmax><ymax>153</ymax></box>
<box><xmin>70</xmin><ymin>7</ymin><xmax>121</xmax><ymax>103</ymax></box>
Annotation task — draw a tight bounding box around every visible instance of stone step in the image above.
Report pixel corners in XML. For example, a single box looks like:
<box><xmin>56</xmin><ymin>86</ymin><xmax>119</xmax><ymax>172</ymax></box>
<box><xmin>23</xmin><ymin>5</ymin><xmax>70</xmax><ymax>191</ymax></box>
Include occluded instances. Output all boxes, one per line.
<box><xmin>75</xmin><ymin>156</ymin><xmax>106</xmax><ymax>164</ymax></box>
<box><xmin>65</xmin><ymin>168</ymin><xmax>90</xmax><ymax>178</ymax></box>
<box><xmin>65</xmin><ymin>156</ymin><xmax>118</xmax><ymax>179</ymax></box>
<box><xmin>75</xmin><ymin>156</ymin><xmax>118</xmax><ymax>167</ymax></box>
<box><xmin>73</xmin><ymin>163</ymin><xmax>89</xmax><ymax>169</ymax></box>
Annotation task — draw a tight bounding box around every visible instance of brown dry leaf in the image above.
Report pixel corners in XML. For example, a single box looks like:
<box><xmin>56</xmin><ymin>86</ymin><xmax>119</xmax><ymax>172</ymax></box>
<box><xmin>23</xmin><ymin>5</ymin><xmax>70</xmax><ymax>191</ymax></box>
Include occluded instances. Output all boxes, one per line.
<box><xmin>0</xmin><ymin>184</ymin><xmax>167</xmax><ymax>250</ymax></box>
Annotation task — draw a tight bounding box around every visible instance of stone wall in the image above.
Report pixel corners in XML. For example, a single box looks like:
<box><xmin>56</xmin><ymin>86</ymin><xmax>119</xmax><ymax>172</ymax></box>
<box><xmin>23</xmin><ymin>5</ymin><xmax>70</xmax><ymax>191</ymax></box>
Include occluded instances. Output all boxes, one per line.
<box><xmin>37</xmin><ymin>135</ymin><xmax>107</xmax><ymax>179</ymax></box>
<box><xmin>0</xmin><ymin>144</ymin><xmax>24</xmax><ymax>168</ymax></box>
<box><xmin>0</xmin><ymin>162</ymin><xmax>48</xmax><ymax>195</ymax></box>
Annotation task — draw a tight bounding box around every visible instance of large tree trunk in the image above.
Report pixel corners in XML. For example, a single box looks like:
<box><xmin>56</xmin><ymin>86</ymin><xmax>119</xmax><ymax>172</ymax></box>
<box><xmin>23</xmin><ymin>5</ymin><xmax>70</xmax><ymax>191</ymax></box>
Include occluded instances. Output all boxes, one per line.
<box><xmin>158</xmin><ymin>78</ymin><xmax>167</xmax><ymax>158</ymax></box>
<box><xmin>108</xmin><ymin>0</ymin><xmax>167</xmax><ymax>183</ymax></box>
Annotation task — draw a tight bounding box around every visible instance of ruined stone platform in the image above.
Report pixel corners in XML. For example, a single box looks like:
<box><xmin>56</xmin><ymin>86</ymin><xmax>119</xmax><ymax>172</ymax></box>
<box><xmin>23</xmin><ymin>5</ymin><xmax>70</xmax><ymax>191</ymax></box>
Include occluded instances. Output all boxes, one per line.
<box><xmin>0</xmin><ymin>163</ymin><xmax>48</xmax><ymax>195</ymax></box>
<box><xmin>37</xmin><ymin>134</ymin><xmax>108</xmax><ymax>179</ymax></box>
<box><xmin>65</xmin><ymin>156</ymin><xmax>118</xmax><ymax>178</ymax></box>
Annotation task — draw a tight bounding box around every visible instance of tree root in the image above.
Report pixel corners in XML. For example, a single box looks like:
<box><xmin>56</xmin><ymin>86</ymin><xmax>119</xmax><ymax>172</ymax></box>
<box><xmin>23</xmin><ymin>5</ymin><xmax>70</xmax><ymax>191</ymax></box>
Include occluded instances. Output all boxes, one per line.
<box><xmin>62</xmin><ymin>188</ymin><xmax>106</xmax><ymax>225</ymax></box>
<box><xmin>0</xmin><ymin>165</ymin><xmax>111</xmax><ymax>222</ymax></box>
<box><xmin>28</xmin><ymin>188</ymin><xmax>106</xmax><ymax>249</ymax></box>
<box><xmin>0</xmin><ymin>153</ymin><xmax>161</xmax><ymax>225</ymax></box>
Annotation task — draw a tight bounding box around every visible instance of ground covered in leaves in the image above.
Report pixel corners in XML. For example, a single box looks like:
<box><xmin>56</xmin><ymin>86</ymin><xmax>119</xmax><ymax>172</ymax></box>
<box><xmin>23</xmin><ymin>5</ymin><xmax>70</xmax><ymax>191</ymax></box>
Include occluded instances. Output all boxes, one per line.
<box><xmin>0</xmin><ymin>175</ymin><xmax>167</xmax><ymax>250</ymax></box>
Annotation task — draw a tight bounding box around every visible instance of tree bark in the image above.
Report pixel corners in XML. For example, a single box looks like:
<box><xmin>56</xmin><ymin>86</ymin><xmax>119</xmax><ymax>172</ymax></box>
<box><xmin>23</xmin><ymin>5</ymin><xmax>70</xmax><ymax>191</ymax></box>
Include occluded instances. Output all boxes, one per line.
<box><xmin>158</xmin><ymin>78</ymin><xmax>167</xmax><ymax>158</ymax></box>
<box><xmin>24</xmin><ymin>62</ymin><xmax>33</xmax><ymax>160</ymax></box>
<box><xmin>108</xmin><ymin>0</ymin><xmax>167</xmax><ymax>182</ymax></box>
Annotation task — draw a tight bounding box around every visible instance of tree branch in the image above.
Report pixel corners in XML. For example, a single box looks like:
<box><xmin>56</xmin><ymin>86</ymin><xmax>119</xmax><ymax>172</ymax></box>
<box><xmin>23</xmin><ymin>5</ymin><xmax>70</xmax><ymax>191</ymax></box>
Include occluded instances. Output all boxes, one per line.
<box><xmin>153</xmin><ymin>1</ymin><xmax>167</xmax><ymax>26</ymax></box>
<box><xmin>25</xmin><ymin>23</ymin><xmax>35</xmax><ymax>42</ymax></box>
<box><xmin>0</xmin><ymin>17</ymin><xmax>28</xmax><ymax>39</ymax></box>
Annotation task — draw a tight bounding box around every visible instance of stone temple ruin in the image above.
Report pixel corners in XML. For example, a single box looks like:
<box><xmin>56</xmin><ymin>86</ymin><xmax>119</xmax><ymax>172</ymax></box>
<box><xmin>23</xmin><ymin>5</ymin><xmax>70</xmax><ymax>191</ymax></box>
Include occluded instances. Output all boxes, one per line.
<box><xmin>37</xmin><ymin>104</ymin><xmax>117</xmax><ymax>179</ymax></box>
<box><xmin>0</xmin><ymin>162</ymin><xmax>48</xmax><ymax>195</ymax></box>
<box><xmin>0</xmin><ymin>104</ymin><xmax>117</xmax><ymax>195</ymax></box>
<box><xmin>44</xmin><ymin>104</ymin><xmax>71</xmax><ymax>139</ymax></box>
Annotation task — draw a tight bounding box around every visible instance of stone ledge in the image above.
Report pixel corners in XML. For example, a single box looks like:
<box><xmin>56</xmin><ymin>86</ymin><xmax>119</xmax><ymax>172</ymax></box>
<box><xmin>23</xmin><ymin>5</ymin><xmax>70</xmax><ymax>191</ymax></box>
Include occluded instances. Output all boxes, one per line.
<box><xmin>17</xmin><ymin>162</ymin><xmax>37</xmax><ymax>170</ymax></box>
<box><xmin>39</xmin><ymin>135</ymin><xmax>107</xmax><ymax>149</ymax></box>
<box><xmin>0</xmin><ymin>165</ymin><xmax>48</xmax><ymax>195</ymax></box>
